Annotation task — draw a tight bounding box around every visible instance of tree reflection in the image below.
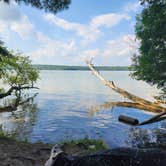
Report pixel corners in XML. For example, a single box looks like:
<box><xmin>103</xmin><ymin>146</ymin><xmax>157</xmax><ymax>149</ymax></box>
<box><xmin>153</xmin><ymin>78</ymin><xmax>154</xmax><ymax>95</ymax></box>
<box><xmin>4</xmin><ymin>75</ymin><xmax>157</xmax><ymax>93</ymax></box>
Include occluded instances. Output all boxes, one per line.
<box><xmin>89</xmin><ymin>100</ymin><xmax>166</xmax><ymax>149</ymax></box>
<box><xmin>127</xmin><ymin>127</ymin><xmax>166</xmax><ymax>149</ymax></box>
<box><xmin>0</xmin><ymin>92</ymin><xmax>38</xmax><ymax>140</ymax></box>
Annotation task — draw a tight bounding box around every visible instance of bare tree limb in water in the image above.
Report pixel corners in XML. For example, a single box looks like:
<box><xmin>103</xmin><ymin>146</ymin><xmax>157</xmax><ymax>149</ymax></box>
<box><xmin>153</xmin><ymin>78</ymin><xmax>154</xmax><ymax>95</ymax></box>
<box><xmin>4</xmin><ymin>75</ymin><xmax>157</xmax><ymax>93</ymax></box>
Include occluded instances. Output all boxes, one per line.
<box><xmin>86</xmin><ymin>61</ymin><xmax>166</xmax><ymax>113</ymax></box>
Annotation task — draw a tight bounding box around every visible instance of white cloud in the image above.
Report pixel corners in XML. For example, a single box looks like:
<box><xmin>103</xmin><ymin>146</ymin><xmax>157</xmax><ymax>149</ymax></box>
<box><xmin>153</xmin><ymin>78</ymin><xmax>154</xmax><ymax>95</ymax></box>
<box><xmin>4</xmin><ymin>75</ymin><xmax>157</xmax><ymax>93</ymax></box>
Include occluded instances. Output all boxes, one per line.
<box><xmin>29</xmin><ymin>32</ymin><xmax>77</xmax><ymax>62</ymax></box>
<box><xmin>123</xmin><ymin>1</ymin><xmax>141</xmax><ymax>13</ymax></box>
<box><xmin>91</xmin><ymin>13</ymin><xmax>130</xmax><ymax>28</ymax></box>
<box><xmin>10</xmin><ymin>15</ymin><xmax>34</xmax><ymax>38</ymax></box>
<box><xmin>36</xmin><ymin>31</ymin><xmax>52</xmax><ymax>43</ymax></box>
<box><xmin>80</xmin><ymin>49</ymin><xmax>100</xmax><ymax>61</ymax></box>
<box><xmin>103</xmin><ymin>34</ymin><xmax>139</xmax><ymax>58</ymax></box>
<box><xmin>29</xmin><ymin>33</ymin><xmax>139</xmax><ymax>65</ymax></box>
<box><xmin>0</xmin><ymin>1</ymin><xmax>21</xmax><ymax>21</ymax></box>
<box><xmin>73</xmin><ymin>35</ymin><xmax>139</xmax><ymax>65</ymax></box>
<box><xmin>44</xmin><ymin>14</ymin><xmax>101</xmax><ymax>42</ymax></box>
<box><xmin>0</xmin><ymin>1</ymin><xmax>138</xmax><ymax>66</ymax></box>
<box><xmin>0</xmin><ymin>2</ymin><xmax>34</xmax><ymax>39</ymax></box>
<box><xmin>44</xmin><ymin>12</ymin><xmax>130</xmax><ymax>42</ymax></box>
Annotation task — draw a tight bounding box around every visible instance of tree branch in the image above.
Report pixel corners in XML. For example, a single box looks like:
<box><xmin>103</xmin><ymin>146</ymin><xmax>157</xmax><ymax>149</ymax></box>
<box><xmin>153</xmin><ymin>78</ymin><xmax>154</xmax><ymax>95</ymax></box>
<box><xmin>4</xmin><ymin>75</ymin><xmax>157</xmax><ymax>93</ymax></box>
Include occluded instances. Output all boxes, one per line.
<box><xmin>86</xmin><ymin>61</ymin><xmax>166</xmax><ymax>113</ymax></box>
<box><xmin>0</xmin><ymin>86</ymin><xmax>39</xmax><ymax>99</ymax></box>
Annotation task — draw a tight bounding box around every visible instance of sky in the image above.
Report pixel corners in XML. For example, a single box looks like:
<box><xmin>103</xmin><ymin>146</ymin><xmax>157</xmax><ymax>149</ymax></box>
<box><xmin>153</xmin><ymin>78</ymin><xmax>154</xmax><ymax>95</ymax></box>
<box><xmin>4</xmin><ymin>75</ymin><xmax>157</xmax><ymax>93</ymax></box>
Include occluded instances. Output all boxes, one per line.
<box><xmin>0</xmin><ymin>0</ymin><xmax>142</xmax><ymax>66</ymax></box>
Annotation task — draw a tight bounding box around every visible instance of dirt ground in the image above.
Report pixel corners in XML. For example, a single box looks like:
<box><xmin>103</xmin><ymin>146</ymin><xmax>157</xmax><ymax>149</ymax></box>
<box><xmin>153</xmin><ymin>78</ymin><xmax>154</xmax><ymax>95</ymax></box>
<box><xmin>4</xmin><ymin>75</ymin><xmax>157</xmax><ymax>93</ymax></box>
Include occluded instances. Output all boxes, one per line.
<box><xmin>0</xmin><ymin>137</ymin><xmax>52</xmax><ymax>166</ymax></box>
<box><xmin>1</xmin><ymin>136</ymin><xmax>166</xmax><ymax>166</ymax></box>
<box><xmin>0</xmin><ymin>137</ymin><xmax>107</xmax><ymax>166</ymax></box>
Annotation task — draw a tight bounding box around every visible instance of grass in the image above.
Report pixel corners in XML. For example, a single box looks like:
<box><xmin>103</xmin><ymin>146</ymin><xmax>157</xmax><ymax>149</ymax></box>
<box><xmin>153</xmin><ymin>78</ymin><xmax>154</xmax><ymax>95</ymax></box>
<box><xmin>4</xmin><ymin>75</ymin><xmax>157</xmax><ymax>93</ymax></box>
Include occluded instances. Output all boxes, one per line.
<box><xmin>60</xmin><ymin>137</ymin><xmax>108</xmax><ymax>155</ymax></box>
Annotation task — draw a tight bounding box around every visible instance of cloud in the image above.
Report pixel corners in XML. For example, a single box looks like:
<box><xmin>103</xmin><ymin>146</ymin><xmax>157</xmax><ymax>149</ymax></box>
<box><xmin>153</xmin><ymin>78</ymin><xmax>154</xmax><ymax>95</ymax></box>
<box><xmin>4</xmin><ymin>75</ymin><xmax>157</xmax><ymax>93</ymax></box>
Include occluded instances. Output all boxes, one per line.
<box><xmin>29</xmin><ymin>32</ymin><xmax>77</xmax><ymax>63</ymax></box>
<box><xmin>123</xmin><ymin>1</ymin><xmax>141</xmax><ymax>13</ymax></box>
<box><xmin>44</xmin><ymin>12</ymin><xmax>130</xmax><ymax>42</ymax></box>
<box><xmin>29</xmin><ymin>32</ymin><xmax>139</xmax><ymax>65</ymax></box>
<box><xmin>103</xmin><ymin>34</ymin><xmax>139</xmax><ymax>58</ymax></box>
<box><xmin>44</xmin><ymin>14</ymin><xmax>101</xmax><ymax>42</ymax></box>
<box><xmin>0</xmin><ymin>1</ymin><xmax>21</xmax><ymax>21</ymax></box>
<box><xmin>77</xmin><ymin>35</ymin><xmax>139</xmax><ymax>65</ymax></box>
<box><xmin>79</xmin><ymin>49</ymin><xmax>100</xmax><ymax>61</ymax></box>
<box><xmin>0</xmin><ymin>1</ymin><xmax>138</xmax><ymax>66</ymax></box>
<box><xmin>91</xmin><ymin>13</ymin><xmax>130</xmax><ymax>28</ymax></box>
<box><xmin>0</xmin><ymin>2</ymin><xmax>34</xmax><ymax>39</ymax></box>
<box><xmin>10</xmin><ymin>15</ymin><xmax>34</xmax><ymax>38</ymax></box>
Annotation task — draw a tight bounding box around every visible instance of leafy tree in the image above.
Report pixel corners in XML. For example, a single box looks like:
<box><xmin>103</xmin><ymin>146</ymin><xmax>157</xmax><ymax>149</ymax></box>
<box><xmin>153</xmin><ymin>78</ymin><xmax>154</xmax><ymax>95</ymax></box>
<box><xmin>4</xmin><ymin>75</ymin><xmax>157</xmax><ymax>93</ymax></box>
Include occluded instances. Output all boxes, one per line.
<box><xmin>0</xmin><ymin>43</ymin><xmax>39</xmax><ymax>99</ymax></box>
<box><xmin>131</xmin><ymin>0</ymin><xmax>166</xmax><ymax>98</ymax></box>
<box><xmin>2</xmin><ymin>0</ymin><xmax>71</xmax><ymax>14</ymax></box>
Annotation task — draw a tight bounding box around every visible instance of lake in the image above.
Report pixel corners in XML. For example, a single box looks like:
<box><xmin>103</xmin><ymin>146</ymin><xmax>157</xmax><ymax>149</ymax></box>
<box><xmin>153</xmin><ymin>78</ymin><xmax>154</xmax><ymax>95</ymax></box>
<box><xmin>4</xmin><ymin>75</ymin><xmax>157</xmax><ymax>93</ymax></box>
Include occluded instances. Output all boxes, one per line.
<box><xmin>0</xmin><ymin>70</ymin><xmax>166</xmax><ymax>148</ymax></box>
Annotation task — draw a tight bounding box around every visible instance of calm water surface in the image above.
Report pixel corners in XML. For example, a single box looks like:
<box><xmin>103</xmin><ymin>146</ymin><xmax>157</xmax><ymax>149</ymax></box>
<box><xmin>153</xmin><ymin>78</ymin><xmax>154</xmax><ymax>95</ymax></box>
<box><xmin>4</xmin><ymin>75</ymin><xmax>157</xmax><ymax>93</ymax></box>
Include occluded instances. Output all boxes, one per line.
<box><xmin>0</xmin><ymin>71</ymin><xmax>166</xmax><ymax>148</ymax></box>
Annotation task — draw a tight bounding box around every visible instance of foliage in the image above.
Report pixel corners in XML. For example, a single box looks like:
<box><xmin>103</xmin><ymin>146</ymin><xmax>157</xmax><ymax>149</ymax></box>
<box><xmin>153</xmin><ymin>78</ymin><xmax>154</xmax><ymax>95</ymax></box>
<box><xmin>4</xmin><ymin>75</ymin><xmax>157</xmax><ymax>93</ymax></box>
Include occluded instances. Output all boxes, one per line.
<box><xmin>60</xmin><ymin>137</ymin><xmax>108</xmax><ymax>155</ymax></box>
<box><xmin>1</xmin><ymin>55</ymin><xmax>39</xmax><ymax>87</ymax></box>
<box><xmin>131</xmin><ymin>0</ymin><xmax>166</xmax><ymax>95</ymax></box>
<box><xmin>0</xmin><ymin>40</ymin><xmax>11</xmax><ymax>58</ymax></box>
<box><xmin>2</xmin><ymin>0</ymin><xmax>71</xmax><ymax>14</ymax></box>
<box><xmin>0</xmin><ymin>41</ymin><xmax>12</xmax><ymax>78</ymax></box>
<box><xmin>0</xmin><ymin>43</ymin><xmax>39</xmax><ymax>98</ymax></box>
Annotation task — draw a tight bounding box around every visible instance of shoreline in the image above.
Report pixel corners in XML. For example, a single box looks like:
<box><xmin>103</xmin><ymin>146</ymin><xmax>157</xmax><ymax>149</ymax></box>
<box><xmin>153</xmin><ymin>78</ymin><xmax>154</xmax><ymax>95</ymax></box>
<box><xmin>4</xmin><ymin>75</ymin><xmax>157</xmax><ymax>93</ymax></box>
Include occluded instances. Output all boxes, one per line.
<box><xmin>0</xmin><ymin>134</ymin><xmax>107</xmax><ymax>166</ymax></box>
<box><xmin>1</xmin><ymin>131</ymin><xmax>166</xmax><ymax>166</ymax></box>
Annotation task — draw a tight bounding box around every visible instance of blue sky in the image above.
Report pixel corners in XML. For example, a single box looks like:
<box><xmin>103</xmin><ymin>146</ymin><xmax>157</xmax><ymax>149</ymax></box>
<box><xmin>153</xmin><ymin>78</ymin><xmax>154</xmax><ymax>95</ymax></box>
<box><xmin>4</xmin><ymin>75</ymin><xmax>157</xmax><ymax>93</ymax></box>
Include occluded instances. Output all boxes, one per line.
<box><xmin>0</xmin><ymin>0</ymin><xmax>141</xmax><ymax>65</ymax></box>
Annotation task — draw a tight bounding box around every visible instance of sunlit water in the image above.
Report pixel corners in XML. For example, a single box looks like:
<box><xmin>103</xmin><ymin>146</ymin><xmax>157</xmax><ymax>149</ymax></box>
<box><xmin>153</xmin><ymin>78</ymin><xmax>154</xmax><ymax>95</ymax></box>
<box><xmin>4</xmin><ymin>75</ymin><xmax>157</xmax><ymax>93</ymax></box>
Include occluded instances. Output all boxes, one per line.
<box><xmin>0</xmin><ymin>71</ymin><xmax>166</xmax><ymax>148</ymax></box>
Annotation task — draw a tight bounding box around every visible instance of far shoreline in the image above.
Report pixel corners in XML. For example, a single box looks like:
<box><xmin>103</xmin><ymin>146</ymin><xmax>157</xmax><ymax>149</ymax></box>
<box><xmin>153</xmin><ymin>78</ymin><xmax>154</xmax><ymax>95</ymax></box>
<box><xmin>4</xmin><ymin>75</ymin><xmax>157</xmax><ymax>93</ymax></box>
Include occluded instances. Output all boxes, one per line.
<box><xmin>33</xmin><ymin>64</ymin><xmax>131</xmax><ymax>71</ymax></box>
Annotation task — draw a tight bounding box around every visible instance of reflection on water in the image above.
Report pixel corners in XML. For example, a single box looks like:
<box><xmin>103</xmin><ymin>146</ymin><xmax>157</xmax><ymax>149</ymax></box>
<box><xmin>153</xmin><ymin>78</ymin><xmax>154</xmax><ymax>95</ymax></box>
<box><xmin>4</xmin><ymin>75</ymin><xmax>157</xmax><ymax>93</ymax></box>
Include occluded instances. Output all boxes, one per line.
<box><xmin>127</xmin><ymin>127</ymin><xmax>166</xmax><ymax>149</ymax></box>
<box><xmin>0</xmin><ymin>70</ymin><xmax>165</xmax><ymax>148</ymax></box>
<box><xmin>0</xmin><ymin>92</ymin><xmax>38</xmax><ymax>139</ymax></box>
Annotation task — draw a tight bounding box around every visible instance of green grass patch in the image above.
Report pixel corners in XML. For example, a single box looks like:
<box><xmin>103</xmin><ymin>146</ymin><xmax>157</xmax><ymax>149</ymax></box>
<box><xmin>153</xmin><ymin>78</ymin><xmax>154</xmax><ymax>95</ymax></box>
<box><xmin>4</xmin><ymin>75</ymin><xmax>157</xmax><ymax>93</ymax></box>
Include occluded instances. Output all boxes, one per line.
<box><xmin>60</xmin><ymin>138</ymin><xmax>108</xmax><ymax>155</ymax></box>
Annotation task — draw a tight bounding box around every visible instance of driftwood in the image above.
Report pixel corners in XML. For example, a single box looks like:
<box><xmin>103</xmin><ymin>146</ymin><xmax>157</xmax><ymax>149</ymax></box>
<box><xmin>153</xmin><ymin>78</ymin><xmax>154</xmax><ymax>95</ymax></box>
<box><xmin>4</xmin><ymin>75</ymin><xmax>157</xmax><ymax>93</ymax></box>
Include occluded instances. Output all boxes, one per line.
<box><xmin>86</xmin><ymin>61</ymin><xmax>166</xmax><ymax>113</ymax></box>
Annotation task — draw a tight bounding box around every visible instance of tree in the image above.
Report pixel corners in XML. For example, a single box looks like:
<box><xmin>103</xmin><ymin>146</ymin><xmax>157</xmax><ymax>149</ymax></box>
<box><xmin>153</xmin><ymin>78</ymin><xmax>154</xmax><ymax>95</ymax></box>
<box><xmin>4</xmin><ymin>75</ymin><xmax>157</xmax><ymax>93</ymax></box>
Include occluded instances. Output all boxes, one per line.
<box><xmin>2</xmin><ymin>0</ymin><xmax>71</xmax><ymax>14</ymax></box>
<box><xmin>131</xmin><ymin>0</ymin><xmax>166</xmax><ymax>98</ymax></box>
<box><xmin>0</xmin><ymin>42</ymin><xmax>39</xmax><ymax>99</ymax></box>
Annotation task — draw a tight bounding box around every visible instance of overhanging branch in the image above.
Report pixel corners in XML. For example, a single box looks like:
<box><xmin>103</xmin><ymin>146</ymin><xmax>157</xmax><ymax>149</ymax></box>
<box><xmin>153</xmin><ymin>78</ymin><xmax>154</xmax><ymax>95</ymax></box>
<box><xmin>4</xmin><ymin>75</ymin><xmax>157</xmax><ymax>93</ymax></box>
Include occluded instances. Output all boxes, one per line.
<box><xmin>0</xmin><ymin>86</ymin><xmax>39</xmax><ymax>99</ymax></box>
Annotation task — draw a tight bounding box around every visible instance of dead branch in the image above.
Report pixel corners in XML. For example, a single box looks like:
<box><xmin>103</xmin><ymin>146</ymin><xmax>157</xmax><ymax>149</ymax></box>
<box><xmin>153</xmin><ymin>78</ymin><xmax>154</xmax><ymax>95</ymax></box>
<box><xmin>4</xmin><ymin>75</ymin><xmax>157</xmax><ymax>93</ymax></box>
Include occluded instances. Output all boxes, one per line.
<box><xmin>86</xmin><ymin>61</ymin><xmax>166</xmax><ymax>113</ymax></box>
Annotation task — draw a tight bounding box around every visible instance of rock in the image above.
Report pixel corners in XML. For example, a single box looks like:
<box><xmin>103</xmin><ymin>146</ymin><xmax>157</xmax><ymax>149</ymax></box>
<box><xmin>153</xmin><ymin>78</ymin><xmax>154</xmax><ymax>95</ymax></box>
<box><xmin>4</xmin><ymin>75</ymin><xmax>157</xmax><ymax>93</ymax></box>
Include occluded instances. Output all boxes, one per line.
<box><xmin>47</xmin><ymin>147</ymin><xmax>166</xmax><ymax>166</ymax></box>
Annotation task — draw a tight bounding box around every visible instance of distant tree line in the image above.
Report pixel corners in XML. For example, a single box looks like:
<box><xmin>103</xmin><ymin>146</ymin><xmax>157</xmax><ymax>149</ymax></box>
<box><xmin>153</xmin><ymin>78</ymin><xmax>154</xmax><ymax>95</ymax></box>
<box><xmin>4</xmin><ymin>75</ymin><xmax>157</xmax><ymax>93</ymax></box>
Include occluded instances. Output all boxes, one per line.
<box><xmin>33</xmin><ymin>64</ymin><xmax>130</xmax><ymax>71</ymax></box>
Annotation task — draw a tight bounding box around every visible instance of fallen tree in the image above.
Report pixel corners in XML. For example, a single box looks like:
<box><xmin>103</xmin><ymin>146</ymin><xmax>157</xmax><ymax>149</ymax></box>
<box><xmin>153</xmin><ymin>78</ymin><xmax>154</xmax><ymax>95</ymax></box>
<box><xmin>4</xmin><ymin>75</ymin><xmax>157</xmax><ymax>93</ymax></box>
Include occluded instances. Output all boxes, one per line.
<box><xmin>86</xmin><ymin>61</ymin><xmax>166</xmax><ymax>113</ymax></box>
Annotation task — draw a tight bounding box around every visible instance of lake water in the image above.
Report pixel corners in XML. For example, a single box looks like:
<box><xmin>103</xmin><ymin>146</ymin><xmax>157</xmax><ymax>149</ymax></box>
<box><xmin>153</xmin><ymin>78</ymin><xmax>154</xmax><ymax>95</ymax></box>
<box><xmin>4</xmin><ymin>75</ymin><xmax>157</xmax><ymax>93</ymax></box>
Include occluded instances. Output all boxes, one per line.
<box><xmin>0</xmin><ymin>70</ymin><xmax>166</xmax><ymax>148</ymax></box>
